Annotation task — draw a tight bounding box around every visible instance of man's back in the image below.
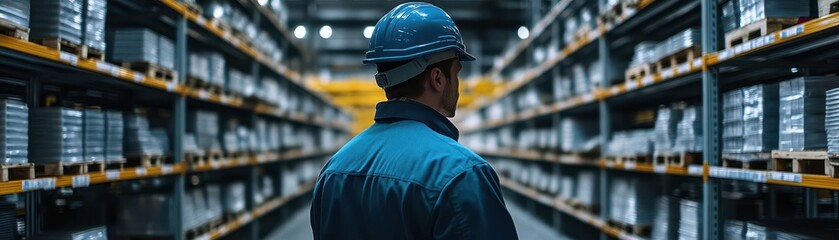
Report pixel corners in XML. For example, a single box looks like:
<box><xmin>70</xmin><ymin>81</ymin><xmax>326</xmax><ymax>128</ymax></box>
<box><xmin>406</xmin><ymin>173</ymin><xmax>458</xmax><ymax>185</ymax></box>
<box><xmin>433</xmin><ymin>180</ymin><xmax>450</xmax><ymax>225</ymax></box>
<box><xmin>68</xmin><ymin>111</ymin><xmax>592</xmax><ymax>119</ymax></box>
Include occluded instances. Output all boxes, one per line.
<box><xmin>310</xmin><ymin>101</ymin><xmax>517</xmax><ymax>239</ymax></box>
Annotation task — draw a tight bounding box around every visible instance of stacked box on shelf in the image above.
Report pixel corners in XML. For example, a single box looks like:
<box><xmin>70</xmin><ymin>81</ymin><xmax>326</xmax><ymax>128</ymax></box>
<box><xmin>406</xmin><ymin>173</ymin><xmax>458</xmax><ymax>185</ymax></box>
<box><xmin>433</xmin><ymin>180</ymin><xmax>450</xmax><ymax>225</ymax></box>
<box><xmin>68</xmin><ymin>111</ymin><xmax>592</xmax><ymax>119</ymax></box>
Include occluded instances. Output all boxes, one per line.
<box><xmin>723</xmin><ymin>89</ymin><xmax>745</xmax><ymax>153</ymax></box>
<box><xmin>29</xmin><ymin>107</ymin><xmax>84</xmax><ymax>164</ymax></box>
<box><xmin>673</xmin><ymin>105</ymin><xmax>703</xmax><ymax>153</ymax></box>
<box><xmin>205</xmin><ymin>184</ymin><xmax>223</xmax><ymax>221</ymax></box>
<box><xmin>124</xmin><ymin>113</ymin><xmax>163</xmax><ymax>157</ymax></box>
<box><xmin>157</xmin><ymin>35</ymin><xmax>174</xmax><ymax>70</ymax></box>
<box><xmin>629</xmin><ymin>42</ymin><xmax>658</xmax><ymax>69</ymax></box>
<box><xmin>678</xmin><ymin>199</ymin><xmax>702</xmax><ymax>239</ymax></box>
<box><xmin>652</xmin><ymin>196</ymin><xmax>679</xmax><ymax>240</ymax></box>
<box><xmin>654</xmin><ymin>28</ymin><xmax>700</xmax><ymax>62</ymax></box>
<box><xmin>721</xmin><ymin>0</ymin><xmax>741</xmax><ymax>33</ymax></box>
<box><xmin>254</xmin><ymin>175</ymin><xmax>275</xmax><ymax>205</ymax></box>
<box><xmin>572</xmin><ymin>63</ymin><xmax>589</xmax><ymax>95</ymax></box>
<box><xmin>553</xmin><ymin>74</ymin><xmax>572</xmax><ymax>101</ymax></box>
<box><xmin>736</xmin><ymin>0</ymin><xmax>810</xmax><ymax>27</ymax></box>
<box><xmin>110</xmin><ymin>28</ymin><xmax>158</xmax><ymax>65</ymax></box>
<box><xmin>819</xmin><ymin>0</ymin><xmax>839</xmax><ymax>17</ymax></box>
<box><xmin>742</xmin><ymin>83</ymin><xmax>779</xmax><ymax>153</ymax></box>
<box><xmin>654</xmin><ymin>106</ymin><xmax>683</xmax><ymax>155</ymax></box>
<box><xmin>188</xmin><ymin>52</ymin><xmax>209</xmax><ymax>81</ymax></box>
<box><xmin>607</xmin><ymin>129</ymin><xmax>654</xmax><ymax>157</ymax></box>
<box><xmin>207</xmin><ymin>52</ymin><xmax>225</xmax><ymax>87</ymax></box>
<box><xmin>81</xmin><ymin>0</ymin><xmax>106</xmax><ymax>51</ymax></box>
<box><xmin>105</xmin><ymin>110</ymin><xmax>123</xmax><ymax>161</ymax></box>
<box><xmin>826</xmin><ymin>88</ymin><xmax>839</xmax><ymax>154</ymax></box>
<box><xmin>29</xmin><ymin>0</ymin><xmax>83</xmax><ymax>44</ymax></box>
<box><xmin>589</xmin><ymin>60</ymin><xmax>603</xmax><ymax>89</ymax></box>
<box><xmin>561</xmin><ymin>117</ymin><xmax>599</xmax><ymax>153</ymax></box>
<box><xmin>83</xmin><ymin>109</ymin><xmax>105</xmax><ymax>162</ymax></box>
<box><xmin>0</xmin><ymin>99</ymin><xmax>28</xmax><ymax>164</ymax></box>
<box><xmin>188</xmin><ymin>110</ymin><xmax>220</xmax><ymax>152</ymax></box>
<box><xmin>575</xmin><ymin>170</ymin><xmax>598</xmax><ymax>207</ymax></box>
<box><xmin>0</xmin><ymin>0</ymin><xmax>30</xmax><ymax>27</ymax></box>
<box><xmin>779</xmin><ymin>77</ymin><xmax>839</xmax><ymax>150</ymax></box>
<box><xmin>150</xmin><ymin>128</ymin><xmax>169</xmax><ymax>156</ymax></box>
<box><xmin>115</xmin><ymin>193</ymin><xmax>173</xmax><ymax>236</ymax></box>
<box><xmin>563</xmin><ymin>15</ymin><xmax>578</xmax><ymax>45</ymax></box>
<box><xmin>609</xmin><ymin>175</ymin><xmax>659</xmax><ymax>226</ymax></box>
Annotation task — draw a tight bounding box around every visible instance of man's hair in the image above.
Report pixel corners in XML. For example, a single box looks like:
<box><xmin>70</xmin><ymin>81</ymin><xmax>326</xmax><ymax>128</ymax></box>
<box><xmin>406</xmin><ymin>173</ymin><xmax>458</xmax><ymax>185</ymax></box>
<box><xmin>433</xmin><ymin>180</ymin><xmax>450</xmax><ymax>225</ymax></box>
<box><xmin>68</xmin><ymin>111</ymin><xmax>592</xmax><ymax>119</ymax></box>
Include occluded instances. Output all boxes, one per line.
<box><xmin>376</xmin><ymin>58</ymin><xmax>456</xmax><ymax>99</ymax></box>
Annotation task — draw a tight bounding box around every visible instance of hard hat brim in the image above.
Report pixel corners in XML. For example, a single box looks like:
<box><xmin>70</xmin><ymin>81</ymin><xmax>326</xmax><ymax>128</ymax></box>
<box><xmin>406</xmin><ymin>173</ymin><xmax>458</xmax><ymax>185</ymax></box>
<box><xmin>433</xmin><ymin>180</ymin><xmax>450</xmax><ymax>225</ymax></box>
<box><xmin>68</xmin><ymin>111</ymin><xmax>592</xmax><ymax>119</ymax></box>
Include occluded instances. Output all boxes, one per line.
<box><xmin>363</xmin><ymin>46</ymin><xmax>476</xmax><ymax>64</ymax></box>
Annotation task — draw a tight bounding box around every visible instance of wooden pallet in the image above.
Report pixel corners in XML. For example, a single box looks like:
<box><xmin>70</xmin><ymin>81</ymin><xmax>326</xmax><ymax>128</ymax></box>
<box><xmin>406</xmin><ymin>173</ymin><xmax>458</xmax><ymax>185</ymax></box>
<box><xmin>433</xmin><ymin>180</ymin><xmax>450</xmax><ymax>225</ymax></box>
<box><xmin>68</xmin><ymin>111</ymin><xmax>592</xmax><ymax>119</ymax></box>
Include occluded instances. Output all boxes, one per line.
<box><xmin>0</xmin><ymin>19</ymin><xmax>29</xmax><ymax>41</ymax></box>
<box><xmin>121</xmin><ymin>61</ymin><xmax>177</xmax><ymax>82</ymax></box>
<box><xmin>35</xmin><ymin>162</ymin><xmax>95</xmax><ymax>177</ymax></box>
<box><xmin>722</xmin><ymin>159</ymin><xmax>769</xmax><ymax>170</ymax></box>
<box><xmin>567</xmin><ymin>198</ymin><xmax>600</xmax><ymax>215</ymax></box>
<box><xmin>724</xmin><ymin>17</ymin><xmax>803</xmax><ymax>48</ymax></box>
<box><xmin>126</xmin><ymin>154</ymin><xmax>165</xmax><ymax>168</ymax></box>
<box><xmin>625</xmin><ymin>63</ymin><xmax>653</xmax><ymax>83</ymax></box>
<box><xmin>654</xmin><ymin>152</ymin><xmax>701</xmax><ymax>167</ymax></box>
<box><xmin>772</xmin><ymin>150</ymin><xmax>828</xmax><ymax>175</ymax></box>
<box><xmin>192</xmin><ymin>150</ymin><xmax>224</xmax><ymax>166</ymax></box>
<box><xmin>186</xmin><ymin>217</ymin><xmax>223</xmax><ymax>240</ymax></box>
<box><xmin>828</xmin><ymin>154</ymin><xmax>839</xmax><ymax>178</ymax></box>
<box><xmin>654</xmin><ymin>46</ymin><xmax>701</xmax><ymax>75</ymax></box>
<box><xmin>0</xmin><ymin>163</ymin><xmax>34</xmax><ymax>182</ymax></box>
<box><xmin>81</xmin><ymin>46</ymin><xmax>105</xmax><ymax>61</ymax></box>
<box><xmin>185</xmin><ymin>76</ymin><xmax>224</xmax><ymax>95</ymax></box>
<box><xmin>597</xmin><ymin>0</ymin><xmax>639</xmax><ymax>26</ymax></box>
<box><xmin>608</xmin><ymin>154</ymin><xmax>653</xmax><ymax>165</ymax></box>
<box><xmin>210</xmin><ymin>18</ymin><xmax>231</xmax><ymax>32</ymax></box>
<box><xmin>607</xmin><ymin>220</ymin><xmax>652</xmax><ymax>237</ymax></box>
<box><xmin>230</xmin><ymin>28</ymin><xmax>252</xmax><ymax>46</ymax></box>
<box><xmin>224</xmin><ymin>211</ymin><xmax>246</xmax><ymax>223</ymax></box>
<box><xmin>32</xmin><ymin>38</ymin><xmax>83</xmax><ymax>56</ymax></box>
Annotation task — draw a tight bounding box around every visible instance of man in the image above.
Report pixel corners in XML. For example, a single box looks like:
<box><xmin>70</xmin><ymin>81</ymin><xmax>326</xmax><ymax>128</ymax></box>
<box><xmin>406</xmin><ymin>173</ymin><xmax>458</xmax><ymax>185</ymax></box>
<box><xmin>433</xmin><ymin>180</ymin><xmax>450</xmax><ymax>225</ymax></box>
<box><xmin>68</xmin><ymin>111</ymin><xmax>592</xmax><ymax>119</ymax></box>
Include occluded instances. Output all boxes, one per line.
<box><xmin>310</xmin><ymin>2</ymin><xmax>518</xmax><ymax>240</ymax></box>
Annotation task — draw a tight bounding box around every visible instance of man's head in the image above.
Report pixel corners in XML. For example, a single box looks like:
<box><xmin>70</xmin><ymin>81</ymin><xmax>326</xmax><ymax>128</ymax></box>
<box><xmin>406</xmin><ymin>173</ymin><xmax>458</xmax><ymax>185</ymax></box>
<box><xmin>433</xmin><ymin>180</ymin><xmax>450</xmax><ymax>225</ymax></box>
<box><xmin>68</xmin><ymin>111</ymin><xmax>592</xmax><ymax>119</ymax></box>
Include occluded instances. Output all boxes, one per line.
<box><xmin>376</xmin><ymin>57</ymin><xmax>461</xmax><ymax>117</ymax></box>
<box><xmin>363</xmin><ymin>2</ymin><xmax>474</xmax><ymax>118</ymax></box>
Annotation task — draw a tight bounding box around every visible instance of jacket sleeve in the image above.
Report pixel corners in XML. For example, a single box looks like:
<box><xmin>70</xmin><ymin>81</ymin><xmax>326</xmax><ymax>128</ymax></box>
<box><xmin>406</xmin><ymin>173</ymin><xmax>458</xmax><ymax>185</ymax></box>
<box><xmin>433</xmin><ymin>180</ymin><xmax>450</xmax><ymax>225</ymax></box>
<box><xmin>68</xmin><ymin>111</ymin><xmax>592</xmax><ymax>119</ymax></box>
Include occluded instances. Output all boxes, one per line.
<box><xmin>432</xmin><ymin>163</ymin><xmax>518</xmax><ymax>240</ymax></box>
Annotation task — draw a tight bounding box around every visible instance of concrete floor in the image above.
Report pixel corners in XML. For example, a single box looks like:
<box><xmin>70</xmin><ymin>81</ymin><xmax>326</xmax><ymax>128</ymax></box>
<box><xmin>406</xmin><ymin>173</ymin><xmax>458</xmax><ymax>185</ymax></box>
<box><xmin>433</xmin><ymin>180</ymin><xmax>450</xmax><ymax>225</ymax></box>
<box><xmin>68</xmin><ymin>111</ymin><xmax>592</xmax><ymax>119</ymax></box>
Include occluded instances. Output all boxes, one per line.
<box><xmin>264</xmin><ymin>200</ymin><xmax>567</xmax><ymax>240</ymax></box>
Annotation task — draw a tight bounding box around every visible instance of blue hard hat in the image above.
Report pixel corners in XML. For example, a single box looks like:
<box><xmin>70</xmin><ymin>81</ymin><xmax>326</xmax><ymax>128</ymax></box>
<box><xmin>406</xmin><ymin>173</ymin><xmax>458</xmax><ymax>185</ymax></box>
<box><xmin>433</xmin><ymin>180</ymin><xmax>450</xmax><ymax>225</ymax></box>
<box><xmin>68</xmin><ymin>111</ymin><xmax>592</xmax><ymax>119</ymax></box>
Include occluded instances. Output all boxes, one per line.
<box><xmin>364</xmin><ymin>2</ymin><xmax>475</xmax><ymax>88</ymax></box>
<box><xmin>364</xmin><ymin>2</ymin><xmax>475</xmax><ymax>64</ymax></box>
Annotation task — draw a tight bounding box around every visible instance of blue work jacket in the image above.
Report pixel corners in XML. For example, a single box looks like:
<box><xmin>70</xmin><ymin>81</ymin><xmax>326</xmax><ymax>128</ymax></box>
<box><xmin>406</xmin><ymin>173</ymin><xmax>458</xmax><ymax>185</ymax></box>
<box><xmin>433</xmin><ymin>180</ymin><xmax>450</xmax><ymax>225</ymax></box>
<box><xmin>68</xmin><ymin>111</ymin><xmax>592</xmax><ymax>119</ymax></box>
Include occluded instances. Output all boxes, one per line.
<box><xmin>311</xmin><ymin>99</ymin><xmax>518</xmax><ymax>240</ymax></box>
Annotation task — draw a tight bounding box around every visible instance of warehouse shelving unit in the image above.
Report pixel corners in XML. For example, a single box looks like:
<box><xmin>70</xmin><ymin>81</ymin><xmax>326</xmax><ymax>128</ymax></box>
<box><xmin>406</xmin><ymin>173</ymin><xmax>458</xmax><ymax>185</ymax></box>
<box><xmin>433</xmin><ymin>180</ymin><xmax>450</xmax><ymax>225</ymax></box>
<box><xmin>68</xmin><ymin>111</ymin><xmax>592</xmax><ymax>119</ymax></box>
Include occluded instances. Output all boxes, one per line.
<box><xmin>0</xmin><ymin>0</ymin><xmax>351</xmax><ymax>239</ymax></box>
<box><xmin>460</xmin><ymin>0</ymin><xmax>839</xmax><ymax>239</ymax></box>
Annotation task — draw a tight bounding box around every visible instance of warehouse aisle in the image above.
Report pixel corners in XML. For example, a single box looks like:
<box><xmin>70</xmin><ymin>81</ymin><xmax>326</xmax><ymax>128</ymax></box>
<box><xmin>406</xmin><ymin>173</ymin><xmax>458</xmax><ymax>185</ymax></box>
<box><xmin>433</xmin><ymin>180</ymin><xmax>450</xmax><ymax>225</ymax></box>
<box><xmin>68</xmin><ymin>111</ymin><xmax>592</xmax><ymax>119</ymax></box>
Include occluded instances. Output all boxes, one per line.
<box><xmin>266</xmin><ymin>200</ymin><xmax>566</xmax><ymax>240</ymax></box>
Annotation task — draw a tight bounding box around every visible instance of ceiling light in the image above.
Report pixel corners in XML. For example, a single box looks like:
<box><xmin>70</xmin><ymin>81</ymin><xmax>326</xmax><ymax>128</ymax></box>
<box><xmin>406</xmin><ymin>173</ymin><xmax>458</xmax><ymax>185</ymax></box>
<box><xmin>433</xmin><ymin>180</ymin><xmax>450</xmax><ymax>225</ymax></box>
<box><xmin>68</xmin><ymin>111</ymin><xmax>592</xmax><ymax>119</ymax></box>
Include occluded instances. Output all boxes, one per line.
<box><xmin>363</xmin><ymin>26</ymin><xmax>375</xmax><ymax>39</ymax></box>
<box><xmin>517</xmin><ymin>26</ymin><xmax>530</xmax><ymax>40</ymax></box>
<box><xmin>212</xmin><ymin>6</ymin><xmax>224</xmax><ymax>18</ymax></box>
<box><xmin>294</xmin><ymin>25</ymin><xmax>307</xmax><ymax>39</ymax></box>
<box><xmin>257</xmin><ymin>0</ymin><xmax>269</xmax><ymax>6</ymax></box>
<box><xmin>320</xmin><ymin>25</ymin><xmax>333</xmax><ymax>39</ymax></box>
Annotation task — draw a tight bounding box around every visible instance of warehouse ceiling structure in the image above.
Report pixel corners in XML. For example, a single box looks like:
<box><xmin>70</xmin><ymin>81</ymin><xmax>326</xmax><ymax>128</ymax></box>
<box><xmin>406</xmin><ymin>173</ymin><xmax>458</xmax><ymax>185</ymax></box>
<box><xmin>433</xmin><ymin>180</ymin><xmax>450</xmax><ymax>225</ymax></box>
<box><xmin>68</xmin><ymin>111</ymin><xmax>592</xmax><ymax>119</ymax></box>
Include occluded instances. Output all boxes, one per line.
<box><xmin>285</xmin><ymin>0</ymin><xmax>556</xmax><ymax>79</ymax></box>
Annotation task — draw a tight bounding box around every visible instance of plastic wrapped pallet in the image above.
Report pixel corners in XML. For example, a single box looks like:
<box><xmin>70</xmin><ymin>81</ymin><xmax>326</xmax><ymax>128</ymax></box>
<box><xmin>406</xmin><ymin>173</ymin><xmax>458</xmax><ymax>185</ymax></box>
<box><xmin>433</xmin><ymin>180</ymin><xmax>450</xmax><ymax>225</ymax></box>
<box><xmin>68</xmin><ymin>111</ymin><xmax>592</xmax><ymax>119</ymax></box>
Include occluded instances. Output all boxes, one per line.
<box><xmin>737</xmin><ymin>0</ymin><xmax>811</xmax><ymax>28</ymax></box>
<box><xmin>0</xmin><ymin>0</ymin><xmax>30</xmax><ymax>27</ymax></box>
<box><xmin>779</xmin><ymin>77</ymin><xmax>839</xmax><ymax>150</ymax></box>
<box><xmin>563</xmin><ymin>17</ymin><xmax>578</xmax><ymax>45</ymax></box>
<box><xmin>188</xmin><ymin>110</ymin><xmax>219</xmax><ymax>151</ymax></box>
<box><xmin>83</xmin><ymin>109</ymin><xmax>105</xmax><ymax>162</ymax></box>
<box><xmin>561</xmin><ymin>117</ymin><xmax>599</xmax><ymax>152</ymax></box>
<box><xmin>678</xmin><ymin>199</ymin><xmax>702</xmax><ymax>239</ymax></box>
<box><xmin>611</xmin><ymin>176</ymin><xmax>659</xmax><ymax>226</ymax></box>
<box><xmin>124</xmin><ymin>114</ymin><xmax>163</xmax><ymax>157</ymax></box>
<box><xmin>111</xmin><ymin>28</ymin><xmax>158</xmax><ymax>65</ymax></box>
<box><xmin>654</xmin><ymin>106</ymin><xmax>683</xmax><ymax>153</ymax></box>
<box><xmin>30</xmin><ymin>0</ymin><xmax>84</xmax><ymax>44</ymax></box>
<box><xmin>150</xmin><ymin>128</ymin><xmax>169</xmax><ymax>155</ymax></box>
<box><xmin>651</xmin><ymin>196</ymin><xmax>678</xmax><ymax>240</ymax></box>
<box><xmin>721</xmin><ymin>0</ymin><xmax>741</xmax><ymax>33</ymax></box>
<box><xmin>673</xmin><ymin>105</ymin><xmax>703</xmax><ymax>153</ymax></box>
<box><xmin>572</xmin><ymin>63</ymin><xmax>589</xmax><ymax>95</ymax></box>
<box><xmin>655</xmin><ymin>28</ymin><xmax>700</xmax><ymax>62</ymax></box>
<box><xmin>188</xmin><ymin>52</ymin><xmax>209</xmax><ymax>81</ymax></box>
<box><xmin>575</xmin><ymin>170</ymin><xmax>598</xmax><ymax>206</ymax></box>
<box><xmin>0</xmin><ymin>99</ymin><xmax>28</xmax><ymax>164</ymax></box>
<box><xmin>207</xmin><ymin>52</ymin><xmax>225</xmax><ymax>86</ymax></box>
<box><xmin>104</xmin><ymin>111</ymin><xmax>123</xmax><ymax>161</ymax></box>
<box><xmin>589</xmin><ymin>60</ymin><xmax>603</xmax><ymax>89</ymax></box>
<box><xmin>742</xmin><ymin>83</ymin><xmax>779</xmax><ymax>152</ymax></box>
<box><xmin>227</xmin><ymin>69</ymin><xmax>246</xmax><ymax>95</ymax></box>
<box><xmin>81</xmin><ymin>0</ymin><xmax>106</xmax><ymax>51</ymax></box>
<box><xmin>827</xmin><ymin>87</ymin><xmax>839</xmax><ymax>154</ymax></box>
<box><xmin>723</xmin><ymin>89</ymin><xmax>745</xmax><ymax>153</ymax></box>
<box><xmin>724</xmin><ymin>220</ymin><xmax>746</xmax><ymax>240</ymax></box>
<box><xmin>157</xmin><ymin>35</ymin><xmax>175</xmax><ymax>70</ymax></box>
<box><xmin>206</xmin><ymin>184</ymin><xmax>223</xmax><ymax>221</ymax></box>
<box><xmin>30</xmin><ymin>107</ymin><xmax>84</xmax><ymax>163</ymax></box>
<box><xmin>630</xmin><ymin>42</ymin><xmax>658</xmax><ymax>67</ymax></box>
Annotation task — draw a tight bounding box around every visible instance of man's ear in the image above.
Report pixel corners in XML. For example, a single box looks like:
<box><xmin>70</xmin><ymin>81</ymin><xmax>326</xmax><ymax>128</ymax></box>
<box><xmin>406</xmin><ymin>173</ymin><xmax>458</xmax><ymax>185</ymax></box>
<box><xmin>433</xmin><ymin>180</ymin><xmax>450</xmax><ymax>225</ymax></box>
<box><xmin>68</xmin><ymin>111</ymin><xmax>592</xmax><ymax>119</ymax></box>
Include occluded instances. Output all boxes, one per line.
<box><xmin>428</xmin><ymin>67</ymin><xmax>446</xmax><ymax>93</ymax></box>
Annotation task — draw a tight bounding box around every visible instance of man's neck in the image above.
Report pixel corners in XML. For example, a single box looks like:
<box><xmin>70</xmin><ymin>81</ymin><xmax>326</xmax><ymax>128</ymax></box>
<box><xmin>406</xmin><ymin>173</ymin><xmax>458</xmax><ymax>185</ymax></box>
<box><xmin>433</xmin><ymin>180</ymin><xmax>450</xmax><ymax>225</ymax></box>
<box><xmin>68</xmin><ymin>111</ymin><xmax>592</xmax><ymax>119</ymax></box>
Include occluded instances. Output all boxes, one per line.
<box><xmin>390</xmin><ymin>97</ymin><xmax>444</xmax><ymax>117</ymax></box>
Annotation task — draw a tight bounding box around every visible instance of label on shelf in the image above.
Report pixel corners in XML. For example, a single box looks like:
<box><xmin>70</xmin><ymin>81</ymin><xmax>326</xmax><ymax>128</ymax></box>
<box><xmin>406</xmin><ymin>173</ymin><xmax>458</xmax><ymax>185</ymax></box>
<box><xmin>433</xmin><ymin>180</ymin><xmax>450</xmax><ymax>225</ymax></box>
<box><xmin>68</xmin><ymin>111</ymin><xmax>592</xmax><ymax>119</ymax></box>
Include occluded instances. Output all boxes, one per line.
<box><xmin>627</xmin><ymin>80</ymin><xmax>637</xmax><ymax>90</ymax></box>
<box><xmin>709</xmin><ymin>167</ymin><xmax>766</xmax><ymax>182</ymax></box>
<box><xmin>195</xmin><ymin>16</ymin><xmax>206</xmax><ymax>25</ymax></box>
<box><xmin>106</xmin><ymin>170</ymin><xmax>121</xmax><ymax>180</ymax></box>
<box><xmin>768</xmin><ymin>172</ymin><xmax>802</xmax><ymax>183</ymax></box>
<box><xmin>661</xmin><ymin>67</ymin><xmax>675</xmax><ymax>78</ymax></box>
<box><xmin>625</xmin><ymin>162</ymin><xmax>636</xmax><ymax>170</ymax></box>
<box><xmin>22</xmin><ymin>178</ymin><xmax>56</xmax><ymax>191</ymax></box>
<box><xmin>688</xmin><ymin>165</ymin><xmax>704</xmax><ymax>175</ymax></box>
<box><xmin>642</xmin><ymin>75</ymin><xmax>653</xmax><ymax>86</ymax></box>
<box><xmin>167</xmin><ymin>82</ymin><xmax>176</xmax><ymax>92</ymax></box>
<box><xmin>611</xmin><ymin>86</ymin><xmax>620</xmax><ymax>95</ymax></box>
<box><xmin>719</xmin><ymin>49</ymin><xmax>733</xmax><ymax>61</ymax></box>
<box><xmin>218</xmin><ymin>225</ymin><xmax>229</xmax><ymax>235</ymax></box>
<box><xmin>677</xmin><ymin>62</ymin><xmax>690</xmax><ymax>75</ymax></box>
<box><xmin>605</xmin><ymin>161</ymin><xmax>615</xmax><ymax>168</ymax></box>
<box><xmin>210</xmin><ymin>161</ymin><xmax>221</xmax><ymax>169</ymax></box>
<box><xmin>241</xmin><ymin>212</ymin><xmax>252</xmax><ymax>222</ymax></box>
<box><xmin>199</xmin><ymin>90</ymin><xmax>209</xmax><ymax>100</ymax></box>
<box><xmin>135</xmin><ymin>167</ymin><xmax>147</xmax><ymax>176</ymax></box>
<box><xmin>162</xmin><ymin>165</ymin><xmax>173</xmax><ymax>174</ymax></box>
<box><xmin>133</xmin><ymin>73</ymin><xmax>145</xmax><ymax>83</ymax></box>
<box><xmin>583</xmin><ymin>94</ymin><xmax>593</xmax><ymax>102</ymax></box>
<box><xmin>59</xmin><ymin>52</ymin><xmax>78</xmax><ymax>66</ymax></box>
<box><xmin>220</xmin><ymin>94</ymin><xmax>229</xmax><ymax>104</ymax></box>
<box><xmin>692</xmin><ymin>58</ymin><xmax>703</xmax><ymax>69</ymax></box>
<box><xmin>779</xmin><ymin>24</ymin><xmax>805</xmax><ymax>39</ymax></box>
<box><xmin>72</xmin><ymin>175</ymin><xmax>90</xmax><ymax>188</ymax></box>
<box><xmin>653</xmin><ymin>165</ymin><xmax>667</xmax><ymax>173</ymax></box>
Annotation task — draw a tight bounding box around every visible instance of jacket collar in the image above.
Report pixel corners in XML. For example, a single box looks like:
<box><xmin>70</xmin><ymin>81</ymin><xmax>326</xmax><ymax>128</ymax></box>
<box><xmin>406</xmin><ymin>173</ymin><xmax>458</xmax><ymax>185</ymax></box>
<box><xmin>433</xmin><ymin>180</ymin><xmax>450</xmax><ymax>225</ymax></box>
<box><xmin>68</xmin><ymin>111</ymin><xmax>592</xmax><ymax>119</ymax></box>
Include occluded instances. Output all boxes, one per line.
<box><xmin>374</xmin><ymin>98</ymin><xmax>459</xmax><ymax>140</ymax></box>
